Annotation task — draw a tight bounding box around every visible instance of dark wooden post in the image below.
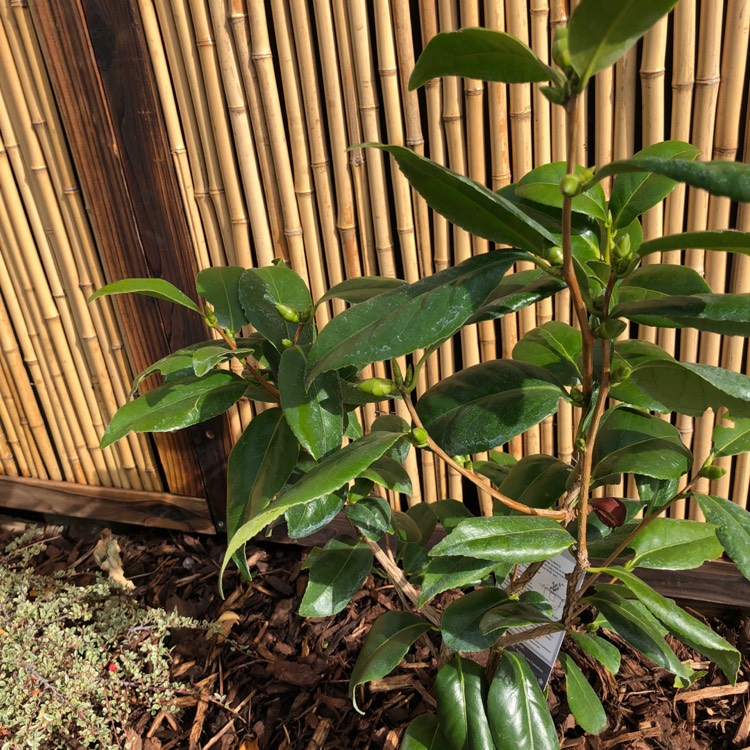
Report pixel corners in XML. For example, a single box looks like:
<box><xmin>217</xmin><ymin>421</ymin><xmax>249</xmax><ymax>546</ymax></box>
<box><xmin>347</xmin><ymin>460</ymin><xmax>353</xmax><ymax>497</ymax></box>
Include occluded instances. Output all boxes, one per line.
<box><xmin>30</xmin><ymin>0</ymin><xmax>231</xmax><ymax>528</ymax></box>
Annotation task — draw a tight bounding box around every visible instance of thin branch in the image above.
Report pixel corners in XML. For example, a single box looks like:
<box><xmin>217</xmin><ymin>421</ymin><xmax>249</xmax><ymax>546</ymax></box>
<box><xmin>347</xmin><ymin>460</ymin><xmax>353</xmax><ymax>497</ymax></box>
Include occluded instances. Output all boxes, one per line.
<box><xmin>214</xmin><ymin>324</ymin><xmax>280</xmax><ymax>401</ymax></box>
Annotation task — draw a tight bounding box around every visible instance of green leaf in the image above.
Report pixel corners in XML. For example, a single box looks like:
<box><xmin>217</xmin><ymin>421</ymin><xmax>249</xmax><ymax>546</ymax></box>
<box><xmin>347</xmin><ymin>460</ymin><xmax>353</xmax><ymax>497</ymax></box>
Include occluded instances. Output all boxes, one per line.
<box><xmin>474</xmin><ymin>460</ymin><xmax>515</xmax><ymax>487</ymax></box>
<box><xmin>636</xmin><ymin>475</ymin><xmax>680</xmax><ymax>512</ymax></box>
<box><xmin>569</xmin><ymin>0</ymin><xmax>680</xmax><ymax>88</ymax></box>
<box><xmin>513</xmin><ymin>322</ymin><xmax>582</xmax><ymax>386</ymax></box>
<box><xmin>480</xmin><ymin>591</ymin><xmax>556</xmax><ymax>634</ymax></box>
<box><xmin>409</xmin><ymin>28</ymin><xmax>553</xmax><ymax>89</ymax></box>
<box><xmin>371</xmin><ymin>414</ymin><xmax>412</xmax><ymax>464</ymax></box>
<box><xmin>344</xmin><ymin>409</ymin><xmax>363</xmax><ymax>440</ymax></box>
<box><xmin>589</xmin><ymin>158</ymin><xmax>750</xmax><ymax>203</ymax></box>
<box><xmin>418</xmin><ymin>557</ymin><xmax>500</xmax><ymax>607</ymax></box>
<box><xmin>360</xmin><ymin>456</ymin><xmax>412</xmax><ymax>495</ymax></box>
<box><xmin>638</xmin><ymin>229</ymin><xmax>750</xmax><ymax>258</ymax></box>
<box><xmin>101</xmin><ymin>371</ymin><xmax>247</xmax><ymax>448</ymax></box>
<box><xmin>429</xmin><ymin>499</ymin><xmax>474</xmax><ymax>533</ymax></box>
<box><xmin>191</xmin><ymin>344</ymin><xmax>259</xmax><ymax>378</ymax></box>
<box><xmin>400</xmin><ymin>715</ymin><xmax>450</xmax><ymax>750</ymax></box>
<box><xmin>628</xmin><ymin>519</ymin><xmax>723</xmax><ymax>570</ymax></box>
<box><xmin>488</xmin><ymin>651</ymin><xmax>559</xmax><ymax>750</ymax></box>
<box><xmin>316</xmin><ymin>276</ymin><xmax>406</xmax><ymax>306</ymax></box>
<box><xmin>608</xmin><ymin>142</ymin><xmax>700</xmax><ymax>229</ymax></box>
<box><xmin>416</xmin><ymin>360</ymin><xmax>565</xmax><ymax>454</ymax></box>
<box><xmin>606</xmin><ymin>340</ymin><xmax>673</xmax><ymax>412</ymax></box>
<box><xmin>629</xmin><ymin>361</ymin><xmax>750</xmax><ymax>419</ymax></box>
<box><xmin>307</xmin><ymin>251</ymin><xmax>528</xmax><ymax>379</ymax></box>
<box><xmin>498</xmin><ymin>455</ymin><xmax>571</xmax><ymax>509</ymax></box>
<box><xmin>430</xmin><ymin>517</ymin><xmax>575</xmax><ymax>563</ymax></box>
<box><xmin>345</xmin><ymin>497</ymin><xmax>393</xmax><ymax>541</ymax></box>
<box><xmin>516</xmin><ymin>162</ymin><xmax>607</xmax><ymax>222</ymax></box>
<box><xmin>592</xmin><ymin>407</ymin><xmax>692</xmax><ymax>484</ymax></box>
<box><xmin>617</xmin><ymin>265</ymin><xmax>711</xmax><ymax>306</ymax></box>
<box><xmin>226</xmin><ymin>408</ymin><xmax>298</xmax><ymax>539</ymax></box>
<box><xmin>435</xmin><ymin>656</ymin><xmax>494</xmax><ymax>750</ymax></box>
<box><xmin>348</xmin><ymin>611</ymin><xmax>432</xmax><ymax>713</ymax></box>
<box><xmin>89</xmin><ymin>277</ymin><xmax>203</xmax><ymax>316</ymax></box>
<box><xmin>392</xmin><ymin>510</ymin><xmax>423</xmax><ymax>543</ymax></box>
<box><xmin>599</xmin><ymin>566</ymin><xmax>740</xmax><ymax>683</ymax></box>
<box><xmin>569</xmin><ymin>633</ymin><xmax>620</xmax><ymax>675</ymax></box>
<box><xmin>694</xmin><ymin>494</ymin><xmax>750</xmax><ymax>582</ymax></box>
<box><xmin>221</xmin><ymin>431</ymin><xmax>405</xmax><ymax>586</ymax></box>
<box><xmin>441</xmin><ymin>588</ymin><xmax>509</xmax><ymax>653</ymax></box>
<box><xmin>559</xmin><ymin>653</ymin><xmax>607</xmax><ymax>734</ymax></box>
<box><xmin>195</xmin><ymin>266</ymin><xmax>248</xmax><ymax>333</ymax></box>
<box><xmin>468</xmin><ymin>270</ymin><xmax>565</xmax><ymax>324</ymax></box>
<box><xmin>278</xmin><ymin>346</ymin><xmax>343</xmax><ymax>460</ymax></box>
<box><xmin>238</xmin><ymin>266</ymin><xmax>313</xmax><ymax>349</ymax></box>
<box><xmin>299</xmin><ymin>536</ymin><xmax>372</xmax><ymax>617</ymax></box>
<box><xmin>713</xmin><ymin>416</ymin><xmax>750</xmax><ymax>457</ymax></box>
<box><xmin>406</xmin><ymin>503</ymin><xmax>439</xmax><ymax>545</ymax></box>
<box><xmin>365</xmin><ymin>144</ymin><xmax>556</xmax><ymax>253</ymax></box>
<box><xmin>285</xmin><ymin>491</ymin><xmax>345</xmax><ymax>539</ymax></box>
<box><xmin>586</xmin><ymin>588</ymin><xmax>692</xmax><ymax>681</ymax></box>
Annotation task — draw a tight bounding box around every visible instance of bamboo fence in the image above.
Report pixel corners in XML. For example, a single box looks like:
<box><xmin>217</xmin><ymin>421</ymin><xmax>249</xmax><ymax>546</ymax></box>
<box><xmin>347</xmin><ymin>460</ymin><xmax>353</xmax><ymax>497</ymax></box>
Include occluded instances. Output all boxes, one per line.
<box><xmin>0</xmin><ymin>0</ymin><xmax>747</xmax><ymax>523</ymax></box>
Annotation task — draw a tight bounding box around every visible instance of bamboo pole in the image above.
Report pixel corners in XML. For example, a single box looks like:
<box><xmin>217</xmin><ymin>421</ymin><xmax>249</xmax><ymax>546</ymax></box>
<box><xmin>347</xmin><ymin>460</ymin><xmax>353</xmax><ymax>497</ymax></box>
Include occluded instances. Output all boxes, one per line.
<box><xmin>0</xmin><ymin>350</ymin><xmax>33</xmax><ymax>478</ymax></box>
<box><xmin>0</xmin><ymin>418</ymin><xmax>17</xmax><ymax>477</ymax></box>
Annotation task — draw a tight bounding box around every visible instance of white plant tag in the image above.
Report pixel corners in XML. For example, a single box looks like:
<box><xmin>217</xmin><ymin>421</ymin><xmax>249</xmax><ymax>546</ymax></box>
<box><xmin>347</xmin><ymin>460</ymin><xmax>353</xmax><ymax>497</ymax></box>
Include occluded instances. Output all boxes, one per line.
<box><xmin>506</xmin><ymin>550</ymin><xmax>579</xmax><ymax>688</ymax></box>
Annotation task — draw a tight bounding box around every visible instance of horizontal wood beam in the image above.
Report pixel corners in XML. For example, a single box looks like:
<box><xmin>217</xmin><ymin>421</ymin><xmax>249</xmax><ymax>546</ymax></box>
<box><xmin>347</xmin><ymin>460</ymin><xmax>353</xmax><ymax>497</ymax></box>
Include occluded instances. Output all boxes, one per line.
<box><xmin>0</xmin><ymin>476</ymin><xmax>215</xmax><ymax>535</ymax></box>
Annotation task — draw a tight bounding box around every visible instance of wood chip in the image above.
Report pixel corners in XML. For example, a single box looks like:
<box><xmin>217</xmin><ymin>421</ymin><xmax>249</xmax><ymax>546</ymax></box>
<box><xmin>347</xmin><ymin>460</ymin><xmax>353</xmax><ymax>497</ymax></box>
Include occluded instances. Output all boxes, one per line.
<box><xmin>369</xmin><ymin>674</ymin><xmax>415</xmax><ymax>692</ymax></box>
<box><xmin>305</xmin><ymin>719</ymin><xmax>332</xmax><ymax>750</ymax></box>
<box><xmin>602</xmin><ymin>727</ymin><xmax>660</xmax><ymax>748</ymax></box>
<box><xmin>676</xmin><ymin>681</ymin><xmax>749</xmax><ymax>703</ymax></box>
<box><xmin>734</xmin><ymin>698</ymin><xmax>750</xmax><ymax>744</ymax></box>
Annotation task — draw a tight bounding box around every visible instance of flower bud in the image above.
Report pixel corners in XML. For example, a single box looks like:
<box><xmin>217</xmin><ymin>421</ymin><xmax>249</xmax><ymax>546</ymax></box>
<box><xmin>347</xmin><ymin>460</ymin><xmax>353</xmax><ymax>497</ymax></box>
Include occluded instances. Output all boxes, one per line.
<box><xmin>551</xmin><ymin>27</ymin><xmax>572</xmax><ymax>70</ymax></box>
<box><xmin>593</xmin><ymin>318</ymin><xmax>627</xmax><ymax>340</ymax></box>
<box><xmin>281</xmin><ymin>338</ymin><xmax>294</xmax><ymax>348</ymax></box>
<box><xmin>699</xmin><ymin>464</ymin><xmax>727</xmax><ymax>480</ymax></box>
<box><xmin>410</xmin><ymin>427</ymin><xmax>430</xmax><ymax>448</ymax></box>
<box><xmin>546</xmin><ymin>245</ymin><xmax>564</xmax><ymax>266</ymax></box>
<box><xmin>610</xmin><ymin>362</ymin><xmax>632</xmax><ymax>384</ymax></box>
<box><xmin>559</xmin><ymin>173</ymin><xmax>582</xmax><ymax>197</ymax></box>
<box><xmin>591</xmin><ymin>497</ymin><xmax>627</xmax><ymax>528</ymax></box>
<box><xmin>569</xmin><ymin>387</ymin><xmax>585</xmax><ymax>405</ymax></box>
<box><xmin>275</xmin><ymin>303</ymin><xmax>300</xmax><ymax>323</ymax></box>
<box><xmin>355</xmin><ymin>377</ymin><xmax>398</xmax><ymax>397</ymax></box>
<box><xmin>612</xmin><ymin>234</ymin><xmax>632</xmax><ymax>262</ymax></box>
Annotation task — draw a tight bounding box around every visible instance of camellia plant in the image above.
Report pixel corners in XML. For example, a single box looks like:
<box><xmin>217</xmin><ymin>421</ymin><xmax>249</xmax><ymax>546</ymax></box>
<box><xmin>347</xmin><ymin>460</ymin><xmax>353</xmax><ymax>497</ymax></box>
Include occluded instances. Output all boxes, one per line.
<box><xmin>90</xmin><ymin>0</ymin><xmax>750</xmax><ymax>746</ymax></box>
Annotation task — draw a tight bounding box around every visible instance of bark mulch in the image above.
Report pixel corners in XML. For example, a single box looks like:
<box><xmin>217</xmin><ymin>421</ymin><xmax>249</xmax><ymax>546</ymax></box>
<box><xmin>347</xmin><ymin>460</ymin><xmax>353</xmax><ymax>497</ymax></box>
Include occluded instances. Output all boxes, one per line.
<box><xmin>2</xmin><ymin>520</ymin><xmax>749</xmax><ymax>750</ymax></box>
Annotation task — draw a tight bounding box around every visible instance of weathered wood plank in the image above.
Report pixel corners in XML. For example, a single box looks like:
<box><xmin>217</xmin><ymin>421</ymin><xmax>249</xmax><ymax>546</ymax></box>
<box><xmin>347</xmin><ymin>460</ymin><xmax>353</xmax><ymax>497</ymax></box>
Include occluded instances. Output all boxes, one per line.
<box><xmin>0</xmin><ymin>475</ymin><xmax>215</xmax><ymax>534</ymax></box>
<box><xmin>29</xmin><ymin>0</ymin><xmax>230</xmax><ymax>522</ymax></box>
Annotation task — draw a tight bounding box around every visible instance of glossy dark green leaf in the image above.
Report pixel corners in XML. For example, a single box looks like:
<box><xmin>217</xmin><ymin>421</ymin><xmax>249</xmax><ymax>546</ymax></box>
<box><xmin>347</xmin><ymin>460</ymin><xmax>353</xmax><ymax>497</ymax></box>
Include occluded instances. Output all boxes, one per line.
<box><xmin>308</xmin><ymin>251</ymin><xmax>529</xmax><ymax>380</ymax></box>
<box><xmin>628</xmin><ymin>519</ymin><xmax>723</xmax><ymax>570</ymax></box>
<box><xmin>569</xmin><ymin>633</ymin><xmax>620</xmax><ymax>675</ymax></box>
<box><xmin>468</xmin><ymin>270</ymin><xmax>565</xmax><ymax>324</ymax></box>
<box><xmin>400</xmin><ymin>715</ymin><xmax>450</xmax><ymax>750</ymax></box>
<box><xmin>498</xmin><ymin>455</ymin><xmax>571</xmax><ymax>509</ymax></box>
<box><xmin>226</xmin><ymin>408</ymin><xmax>298</xmax><ymax>539</ymax></box>
<box><xmin>406</xmin><ymin>503</ymin><xmax>439</xmax><ymax>545</ymax></box>
<box><xmin>513</xmin><ymin>322</ymin><xmax>582</xmax><ymax>386</ymax></box>
<box><xmin>360</xmin><ymin>456</ymin><xmax>412</xmax><ymax>495</ymax></box>
<box><xmin>516</xmin><ymin>162</ymin><xmax>608</xmax><ymax>222</ymax></box>
<box><xmin>608</xmin><ymin>142</ymin><xmax>700</xmax><ymax>228</ymax></box>
<box><xmin>435</xmin><ymin>656</ymin><xmax>494</xmax><ymax>750</ymax></box>
<box><xmin>221</xmin><ymin>430</ymin><xmax>405</xmax><ymax>584</ymax></box>
<box><xmin>606</xmin><ymin>340</ymin><xmax>673</xmax><ymax>412</ymax></box>
<box><xmin>89</xmin><ymin>277</ymin><xmax>203</xmax><ymax>315</ymax></box>
<box><xmin>617</xmin><ymin>265</ymin><xmax>711</xmax><ymax>306</ymax></box>
<box><xmin>599</xmin><ymin>566</ymin><xmax>740</xmax><ymax>683</ymax></box>
<box><xmin>488</xmin><ymin>651</ymin><xmax>559</xmax><ymax>750</ymax></box>
<box><xmin>191</xmin><ymin>344</ymin><xmax>260</xmax><ymax>378</ymax></box>
<box><xmin>629</xmin><ymin>361</ymin><xmax>750</xmax><ymax>418</ymax></box>
<box><xmin>299</xmin><ymin>536</ymin><xmax>372</xmax><ymax>617</ymax></box>
<box><xmin>429</xmin><ymin>499</ymin><xmax>474</xmax><ymax>533</ymax></box>
<box><xmin>586</xmin><ymin>588</ymin><xmax>691</xmax><ymax>680</ymax></box>
<box><xmin>101</xmin><ymin>371</ymin><xmax>247</xmax><ymax>448</ymax></box>
<box><xmin>416</xmin><ymin>360</ymin><xmax>565</xmax><ymax>454</ymax></box>
<box><xmin>589</xmin><ymin>158</ymin><xmax>750</xmax><ymax>203</ymax></box>
<box><xmin>278</xmin><ymin>345</ymin><xmax>343</xmax><ymax>460</ymax></box>
<box><xmin>637</xmin><ymin>229</ymin><xmax>750</xmax><ymax>258</ymax></box>
<box><xmin>430</xmin><ymin>517</ymin><xmax>575</xmax><ymax>563</ymax></box>
<box><xmin>409</xmin><ymin>28</ymin><xmax>553</xmax><ymax>89</ymax></box>
<box><xmin>559</xmin><ymin>653</ymin><xmax>607</xmax><ymax>734</ymax></box>
<box><xmin>371</xmin><ymin>414</ymin><xmax>412</xmax><ymax>463</ymax></box>
<box><xmin>349</xmin><ymin>611</ymin><xmax>432</xmax><ymax>712</ymax></box>
<box><xmin>586</xmin><ymin>522</ymin><xmax>639</xmax><ymax>560</ymax></box>
<box><xmin>365</xmin><ymin>144</ymin><xmax>556</xmax><ymax>253</ymax></box>
<box><xmin>694</xmin><ymin>494</ymin><xmax>750</xmax><ymax>581</ymax></box>
<box><xmin>418</xmin><ymin>557</ymin><xmax>499</xmax><ymax>607</ymax></box>
<box><xmin>195</xmin><ymin>266</ymin><xmax>248</xmax><ymax>333</ymax></box>
<box><xmin>712</xmin><ymin>416</ymin><xmax>750</xmax><ymax>457</ymax></box>
<box><xmin>441</xmin><ymin>588</ymin><xmax>509</xmax><ymax>652</ymax></box>
<box><xmin>474</xmin><ymin>459</ymin><xmax>514</xmax><ymax>487</ymax></box>
<box><xmin>316</xmin><ymin>276</ymin><xmax>405</xmax><ymax>306</ymax></box>
<box><xmin>636</xmin><ymin>475</ymin><xmax>680</xmax><ymax>511</ymax></box>
<box><xmin>592</xmin><ymin>407</ymin><xmax>692</xmax><ymax>484</ymax></box>
<box><xmin>344</xmin><ymin>409</ymin><xmax>363</xmax><ymax>440</ymax></box>
<box><xmin>480</xmin><ymin>591</ymin><xmax>556</xmax><ymax>635</ymax></box>
<box><xmin>392</xmin><ymin>510</ymin><xmax>423</xmax><ymax>543</ymax></box>
<box><xmin>568</xmin><ymin>0</ymin><xmax>680</xmax><ymax>87</ymax></box>
<box><xmin>285</xmin><ymin>491</ymin><xmax>345</xmax><ymax>539</ymax></box>
<box><xmin>238</xmin><ymin>266</ymin><xmax>313</xmax><ymax>349</ymax></box>
<box><xmin>345</xmin><ymin>497</ymin><xmax>393</xmax><ymax>541</ymax></box>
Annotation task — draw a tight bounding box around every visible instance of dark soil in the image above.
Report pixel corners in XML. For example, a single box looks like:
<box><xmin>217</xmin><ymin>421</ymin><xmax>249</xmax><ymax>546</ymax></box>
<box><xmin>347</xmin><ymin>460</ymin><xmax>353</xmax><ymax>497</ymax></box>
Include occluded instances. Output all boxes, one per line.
<box><xmin>3</xmin><ymin>520</ymin><xmax>749</xmax><ymax>750</ymax></box>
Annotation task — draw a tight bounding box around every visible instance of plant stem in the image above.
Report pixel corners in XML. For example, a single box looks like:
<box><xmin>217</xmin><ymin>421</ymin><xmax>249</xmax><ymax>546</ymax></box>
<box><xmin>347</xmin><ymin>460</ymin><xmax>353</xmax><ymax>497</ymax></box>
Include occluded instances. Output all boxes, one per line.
<box><xmin>400</xmin><ymin>388</ymin><xmax>569</xmax><ymax>520</ymax></box>
<box><xmin>214</xmin><ymin>324</ymin><xmax>280</xmax><ymax>402</ymax></box>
